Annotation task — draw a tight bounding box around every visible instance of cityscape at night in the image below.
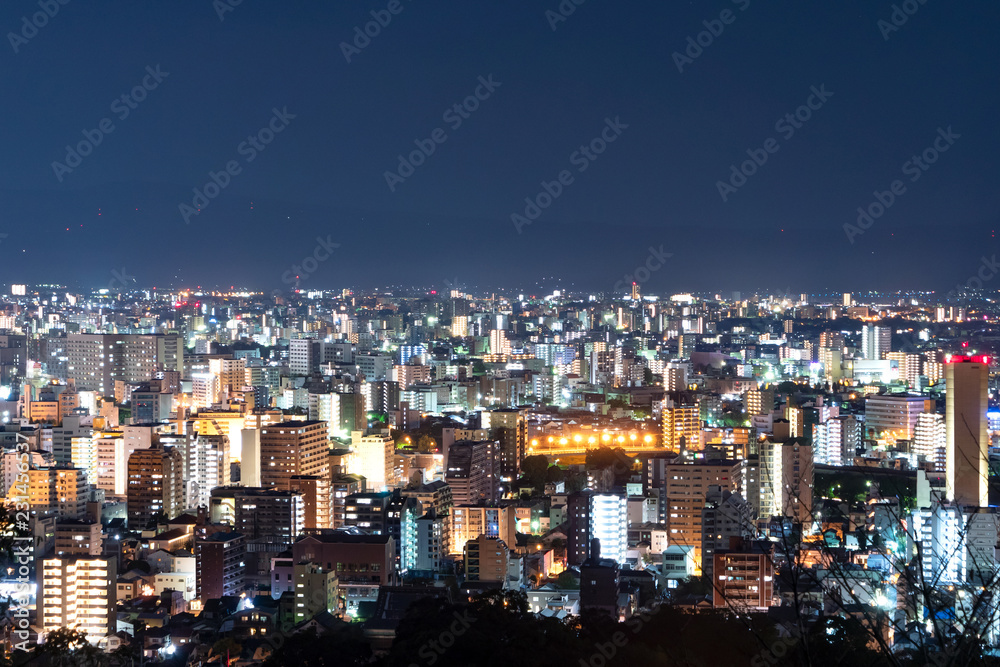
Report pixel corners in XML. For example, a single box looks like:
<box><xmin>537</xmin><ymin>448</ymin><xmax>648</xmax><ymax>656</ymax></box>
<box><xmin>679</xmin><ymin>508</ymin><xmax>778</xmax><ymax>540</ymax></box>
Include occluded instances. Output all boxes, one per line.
<box><xmin>2</xmin><ymin>1</ymin><xmax>1000</xmax><ymax>666</ymax></box>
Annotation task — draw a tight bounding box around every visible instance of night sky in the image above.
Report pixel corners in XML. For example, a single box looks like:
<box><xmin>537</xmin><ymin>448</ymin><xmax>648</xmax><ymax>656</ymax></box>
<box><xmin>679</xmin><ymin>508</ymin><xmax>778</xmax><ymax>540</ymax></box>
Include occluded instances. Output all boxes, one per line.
<box><xmin>1</xmin><ymin>1</ymin><xmax>998</xmax><ymax>296</ymax></box>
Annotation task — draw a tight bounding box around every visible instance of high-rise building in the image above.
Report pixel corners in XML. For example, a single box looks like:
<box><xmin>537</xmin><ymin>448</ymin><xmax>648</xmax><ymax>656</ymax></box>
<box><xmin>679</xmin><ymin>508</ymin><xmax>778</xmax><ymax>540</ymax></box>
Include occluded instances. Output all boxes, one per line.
<box><xmin>914</xmin><ymin>412</ymin><xmax>946</xmax><ymax>471</ymax></box>
<box><xmin>745</xmin><ymin>388</ymin><xmax>775</xmax><ymax>417</ymax></box>
<box><xmin>464</xmin><ymin>535</ymin><xmax>509</xmax><ymax>583</ymax></box>
<box><xmin>860</xmin><ymin>325</ymin><xmax>891</xmax><ymax>361</ymax></box>
<box><xmin>63</xmin><ymin>333</ymin><xmax>183</xmax><ymax>394</ymax></box>
<box><xmin>232</xmin><ymin>488</ymin><xmax>305</xmax><ymax>547</ymax></box>
<box><xmin>484</xmin><ymin>409</ymin><xmax>526</xmax><ymax>483</ymax></box>
<box><xmin>700</xmin><ymin>487</ymin><xmax>755</xmax><ymax>581</ymax></box>
<box><xmin>293</xmin><ymin>562</ymin><xmax>339</xmax><ymax>623</ymax></box>
<box><xmin>54</xmin><ymin>519</ymin><xmax>103</xmax><ymax>556</ymax></box>
<box><xmin>39</xmin><ymin>556</ymin><xmax>117</xmax><ymax>642</ymax></box>
<box><xmin>652</xmin><ymin>459</ymin><xmax>734</xmax><ymax>572</ymax></box>
<box><xmin>127</xmin><ymin>443</ymin><xmax>183</xmax><ymax>529</ymax></box>
<box><xmin>661</xmin><ymin>402</ymin><xmax>700</xmax><ymax>451</ymax></box>
<box><xmin>946</xmin><ymin>356</ymin><xmax>989</xmax><ymax>507</ymax></box>
<box><xmin>258</xmin><ymin>420</ymin><xmax>329</xmax><ymax>490</ymax></box>
<box><xmin>864</xmin><ymin>394</ymin><xmax>932</xmax><ymax>441</ymax></box>
<box><xmin>589</xmin><ymin>493</ymin><xmax>627</xmax><ymax>565</ymax></box>
<box><xmin>712</xmin><ymin>539</ymin><xmax>774</xmax><ymax>610</ymax></box>
<box><xmin>182</xmin><ymin>434</ymin><xmax>231</xmax><ymax>510</ymax></box>
<box><xmin>347</xmin><ymin>430</ymin><xmax>394</xmax><ymax>492</ymax></box>
<box><xmin>759</xmin><ymin>439</ymin><xmax>813</xmax><ymax>523</ymax></box>
<box><xmin>449</xmin><ymin>504</ymin><xmax>517</xmax><ymax>555</ymax></box>
<box><xmin>28</xmin><ymin>467</ymin><xmax>90</xmax><ymax>519</ymax></box>
<box><xmin>445</xmin><ymin>440</ymin><xmax>497</xmax><ymax>505</ymax></box>
<box><xmin>196</xmin><ymin>531</ymin><xmax>246</xmax><ymax>600</ymax></box>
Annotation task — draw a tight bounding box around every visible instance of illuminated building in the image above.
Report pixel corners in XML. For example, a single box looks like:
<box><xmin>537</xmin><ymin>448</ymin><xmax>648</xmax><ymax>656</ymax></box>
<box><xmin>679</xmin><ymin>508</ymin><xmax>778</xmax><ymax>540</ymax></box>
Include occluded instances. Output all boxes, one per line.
<box><xmin>812</xmin><ymin>419</ymin><xmax>843</xmax><ymax>466</ymax></box>
<box><xmin>292</xmin><ymin>533</ymin><xmax>396</xmax><ymax>615</ymax></box>
<box><xmin>28</xmin><ymin>467</ymin><xmax>90</xmax><ymax>519</ymax></box>
<box><xmin>289</xmin><ymin>338</ymin><xmax>318</xmax><ymax>376</ymax></box>
<box><xmin>343</xmin><ymin>491</ymin><xmax>392</xmax><ymax>533</ymax></box>
<box><xmin>910</xmin><ymin>504</ymin><xmax>966</xmax><ymax>584</ymax></box>
<box><xmin>650</xmin><ymin>459</ymin><xmax>734</xmax><ymax>573</ymax></box>
<box><xmin>39</xmin><ymin>556</ymin><xmax>117</xmax><ymax>642</ymax></box>
<box><xmin>483</xmin><ymin>408</ymin><xmax>527</xmax><ymax>482</ymax></box>
<box><xmin>191</xmin><ymin>373</ymin><xmax>219</xmax><ymax>409</ymax></box>
<box><xmin>661</xmin><ymin>402</ymin><xmax>700</xmax><ymax>451</ymax></box>
<box><xmin>946</xmin><ymin>356</ymin><xmax>989</xmax><ymax>507</ymax></box>
<box><xmin>347</xmin><ymin>430</ymin><xmax>394</xmax><ymax>492</ymax></box>
<box><xmin>414</xmin><ymin>508</ymin><xmax>446</xmax><ymax>572</ymax></box>
<box><xmin>861</xmin><ymin>325</ymin><xmax>891</xmax><ymax>360</ymax></box>
<box><xmin>331</xmin><ymin>473</ymin><xmax>364</xmax><ymax>529</ymax></box>
<box><xmin>445</xmin><ymin>440</ymin><xmax>497</xmax><ymax>505</ymax></box>
<box><xmin>63</xmin><ymin>333</ymin><xmax>183</xmax><ymax>394</ymax></box>
<box><xmin>293</xmin><ymin>562</ymin><xmax>339</xmax><ymax>623</ymax></box>
<box><xmin>745</xmin><ymin>388</ymin><xmax>775</xmax><ymax>417</ymax></box>
<box><xmin>863</xmin><ymin>394</ymin><xmax>932</xmax><ymax>441</ymax></box>
<box><xmin>885</xmin><ymin>352</ymin><xmax>922</xmax><ymax>387</ymax></box>
<box><xmin>196</xmin><ymin>531</ymin><xmax>245</xmax><ymax>600</ymax></box>
<box><xmin>290</xmin><ymin>475</ymin><xmax>331</xmax><ymax>531</ymax></box>
<box><xmin>785</xmin><ymin>407</ymin><xmax>804</xmax><ymax>439</ymax></box>
<box><xmin>182</xmin><ymin>433</ymin><xmax>230</xmax><ymax>510</ymax></box>
<box><xmin>464</xmin><ymin>535</ymin><xmax>509</xmax><ymax>583</ymax></box>
<box><xmin>489</xmin><ymin>329</ymin><xmax>511</xmax><ymax>356</ymax></box>
<box><xmin>701</xmin><ymin>487</ymin><xmax>755</xmax><ymax>580</ymax></box>
<box><xmin>259</xmin><ymin>420</ymin><xmax>329</xmax><ymax>490</ymax></box>
<box><xmin>913</xmin><ymin>412</ymin><xmax>946</xmax><ymax>471</ymax></box>
<box><xmin>759</xmin><ymin>439</ymin><xmax>813</xmax><ymax>524</ymax></box>
<box><xmin>127</xmin><ymin>444</ymin><xmax>183</xmax><ymax>528</ymax></box>
<box><xmin>54</xmin><ymin>519</ymin><xmax>102</xmax><ymax>556</ymax></box>
<box><xmin>449</xmin><ymin>504</ymin><xmax>517</xmax><ymax>555</ymax></box>
<box><xmin>589</xmin><ymin>493</ymin><xmax>627</xmax><ymax>565</ymax></box>
<box><xmin>94</xmin><ymin>433</ymin><xmax>126</xmax><ymax>498</ymax></box>
<box><xmin>392</xmin><ymin>364</ymin><xmax>431</xmax><ymax>390</ymax></box>
<box><xmin>233</xmin><ymin>488</ymin><xmax>304</xmax><ymax>546</ymax></box>
<box><xmin>712</xmin><ymin>539</ymin><xmax>774</xmax><ymax>610</ymax></box>
<box><xmin>402</xmin><ymin>480</ymin><xmax>452</xmax><ymax>551</ymax></box>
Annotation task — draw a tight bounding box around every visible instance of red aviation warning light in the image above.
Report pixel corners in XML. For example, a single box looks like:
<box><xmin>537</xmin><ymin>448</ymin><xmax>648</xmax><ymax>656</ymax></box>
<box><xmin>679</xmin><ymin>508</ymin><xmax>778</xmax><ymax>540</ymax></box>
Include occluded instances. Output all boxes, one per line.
<box><xmin>944</xmin><ymin>354</ymin><xmax>990</xmax><ymax>365</ymax></box>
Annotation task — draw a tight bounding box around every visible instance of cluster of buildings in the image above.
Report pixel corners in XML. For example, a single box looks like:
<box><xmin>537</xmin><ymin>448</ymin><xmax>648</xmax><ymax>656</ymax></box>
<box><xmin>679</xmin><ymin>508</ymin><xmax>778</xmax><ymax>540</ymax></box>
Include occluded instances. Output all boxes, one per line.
<box><xmin>0</xmin><ymin>284</ymin><xmax>996</xmax><ymax>660</ymax></box>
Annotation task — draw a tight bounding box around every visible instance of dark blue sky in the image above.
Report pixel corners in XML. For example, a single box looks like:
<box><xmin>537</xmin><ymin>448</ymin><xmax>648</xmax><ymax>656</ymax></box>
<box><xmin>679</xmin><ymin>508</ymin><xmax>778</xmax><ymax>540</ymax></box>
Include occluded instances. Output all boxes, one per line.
<box><xmin>1</xmin><ymin>1</ymin><xmax>998</xmax><ymax>296</ymax></box>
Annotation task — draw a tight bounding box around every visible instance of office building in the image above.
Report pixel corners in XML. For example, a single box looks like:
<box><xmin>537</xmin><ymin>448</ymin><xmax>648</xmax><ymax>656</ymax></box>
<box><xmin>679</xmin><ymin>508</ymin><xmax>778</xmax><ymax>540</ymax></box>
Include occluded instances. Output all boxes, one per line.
<box><xmin>946</xmin><ymin>356</ymin><xmax>989</xmax><ymax>507</ymax></box>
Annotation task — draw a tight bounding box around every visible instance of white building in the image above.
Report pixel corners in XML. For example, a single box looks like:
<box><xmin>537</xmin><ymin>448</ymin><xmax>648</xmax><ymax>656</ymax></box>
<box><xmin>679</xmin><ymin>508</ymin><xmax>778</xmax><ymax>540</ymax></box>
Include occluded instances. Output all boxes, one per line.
<box><xmin>347</xmin><ymin>430</ymin><xmax>394</xmax><ymax>492</ymax></box>
<box><xmin>590</xmin><ymin>493</ymin><xmax>627</xmax><ymax>564</ymax></box>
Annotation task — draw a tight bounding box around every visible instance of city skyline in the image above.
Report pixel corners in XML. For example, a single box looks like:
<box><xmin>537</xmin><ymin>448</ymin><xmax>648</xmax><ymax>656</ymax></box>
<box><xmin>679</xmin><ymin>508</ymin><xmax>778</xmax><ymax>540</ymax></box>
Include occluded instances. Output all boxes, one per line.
<box><xmin>0</xmin><ymin>3</ymin><xmax>998</xmax><ymax>292</ymax></box>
